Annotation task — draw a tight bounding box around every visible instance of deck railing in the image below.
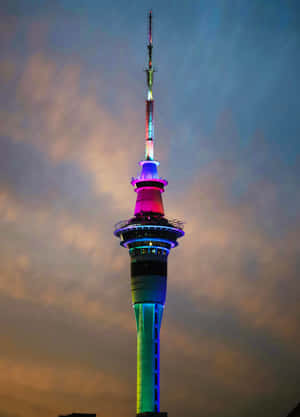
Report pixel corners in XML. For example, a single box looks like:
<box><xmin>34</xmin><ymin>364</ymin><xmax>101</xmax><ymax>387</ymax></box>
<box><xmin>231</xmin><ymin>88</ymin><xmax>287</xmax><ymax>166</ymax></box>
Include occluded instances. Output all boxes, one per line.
<box><xmin>114</xmin><ymin>217</ymin><xmax>184</xmax><ymax>232</ymax></box>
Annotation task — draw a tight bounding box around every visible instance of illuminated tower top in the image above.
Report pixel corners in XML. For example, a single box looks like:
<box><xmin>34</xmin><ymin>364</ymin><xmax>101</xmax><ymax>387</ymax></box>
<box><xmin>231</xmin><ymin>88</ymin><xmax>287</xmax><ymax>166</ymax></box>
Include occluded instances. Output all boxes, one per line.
<box><xmin>128</xmin><ymin>10</ymin><xmax>168</xmax><ymax>218</ymax></box>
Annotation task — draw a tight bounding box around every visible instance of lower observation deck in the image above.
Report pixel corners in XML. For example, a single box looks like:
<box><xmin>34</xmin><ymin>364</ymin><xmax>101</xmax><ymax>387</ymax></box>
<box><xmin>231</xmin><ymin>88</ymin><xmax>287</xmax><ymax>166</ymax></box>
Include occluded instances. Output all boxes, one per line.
<box><xmin>114</xmin><ymin>215</ymin><xmax>184</xmax><ymax>251</ymax></box>
<box><xmin>114</xmin><ymin>214</ymin><xmax>184</xmax><ymax>306</ymax></box>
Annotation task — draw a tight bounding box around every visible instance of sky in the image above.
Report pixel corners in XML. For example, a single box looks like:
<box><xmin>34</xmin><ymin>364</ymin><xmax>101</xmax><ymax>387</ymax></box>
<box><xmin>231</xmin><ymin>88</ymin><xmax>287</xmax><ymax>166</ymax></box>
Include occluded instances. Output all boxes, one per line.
<box><xmin>0</xmin><ymin>1</ymin><xmax>300</xmax><ymax>416</ymax></box>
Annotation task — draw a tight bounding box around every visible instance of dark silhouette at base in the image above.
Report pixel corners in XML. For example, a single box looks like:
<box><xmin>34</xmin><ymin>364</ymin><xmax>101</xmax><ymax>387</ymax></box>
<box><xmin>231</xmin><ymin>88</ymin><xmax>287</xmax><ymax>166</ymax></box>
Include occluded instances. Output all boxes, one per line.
<box><xmin>59</xmin><ymin>414</ymin><xmax>96</xmax><ymax>417</ymax></box>
<box><xmin>286</xmin><ymin>403</ymin><xmax>300</xmax><ymax>417</ymax></box>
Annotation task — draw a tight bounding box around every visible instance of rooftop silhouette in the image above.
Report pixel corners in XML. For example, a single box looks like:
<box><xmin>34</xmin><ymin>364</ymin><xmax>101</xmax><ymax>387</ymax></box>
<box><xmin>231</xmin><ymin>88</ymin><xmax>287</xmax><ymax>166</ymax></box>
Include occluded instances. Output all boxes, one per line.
<box><xmin>286</xmin><ymin>403</ymin><xmax>300</xmax><ymax>417</ymax></box>
<box><xmin>58</xmin><ymin>414</ymin><xmax>96</xmax><ymax>417</ymax></box>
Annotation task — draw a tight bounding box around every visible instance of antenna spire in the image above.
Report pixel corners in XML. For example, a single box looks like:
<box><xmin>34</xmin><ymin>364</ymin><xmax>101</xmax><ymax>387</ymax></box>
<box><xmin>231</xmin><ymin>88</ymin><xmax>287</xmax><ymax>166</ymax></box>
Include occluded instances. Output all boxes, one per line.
<box><xmin>148</xmin><ymin>10</ymin><xmax>152</xmax><ymax>69</ymax></box>
<box><xmin>145</xmin><ymin>10</ymin><xmax>154</xmax><ymax>160</ymax></box>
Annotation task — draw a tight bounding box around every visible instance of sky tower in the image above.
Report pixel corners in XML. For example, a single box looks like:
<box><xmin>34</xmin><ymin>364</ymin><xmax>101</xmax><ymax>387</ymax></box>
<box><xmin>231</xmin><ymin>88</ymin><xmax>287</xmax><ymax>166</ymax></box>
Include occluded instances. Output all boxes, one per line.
<box><xmin>114</xmin><ymin>11</ymin><xmax>184</xmax><ymax>417</ymax></box>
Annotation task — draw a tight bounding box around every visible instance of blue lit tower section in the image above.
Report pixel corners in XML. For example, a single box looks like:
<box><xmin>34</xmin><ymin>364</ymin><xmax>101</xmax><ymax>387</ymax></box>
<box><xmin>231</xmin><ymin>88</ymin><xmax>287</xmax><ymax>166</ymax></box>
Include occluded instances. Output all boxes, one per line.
<box><xmin>114</xmin><ymin>11</ymin><xmax>184</xmax><ymax>417</ymax></box>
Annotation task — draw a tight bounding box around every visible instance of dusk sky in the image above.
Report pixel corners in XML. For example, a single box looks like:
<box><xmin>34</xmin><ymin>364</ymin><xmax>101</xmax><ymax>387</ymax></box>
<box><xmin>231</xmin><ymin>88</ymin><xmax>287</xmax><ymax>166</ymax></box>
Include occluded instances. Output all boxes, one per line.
<box><xmin>0</xmin><ymin>1</ymin><xmax>300</xmax><ymax>417</ymax></box>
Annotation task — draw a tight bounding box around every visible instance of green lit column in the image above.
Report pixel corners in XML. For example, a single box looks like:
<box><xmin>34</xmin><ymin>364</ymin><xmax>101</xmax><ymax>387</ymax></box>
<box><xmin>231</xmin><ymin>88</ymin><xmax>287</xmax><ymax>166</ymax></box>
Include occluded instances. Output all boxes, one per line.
<box><xmin>134</xmin><ymin>303</ymin><xmax>164</xmax><ymax>414</ymax></box>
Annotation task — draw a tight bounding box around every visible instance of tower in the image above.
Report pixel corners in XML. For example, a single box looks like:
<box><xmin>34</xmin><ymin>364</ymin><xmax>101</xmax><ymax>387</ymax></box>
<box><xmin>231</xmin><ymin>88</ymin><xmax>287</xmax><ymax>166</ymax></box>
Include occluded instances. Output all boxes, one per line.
<box><xmin>114</xmin><ymin>11</ymin><xmax>184</xmax><ymax>417</ymax></box>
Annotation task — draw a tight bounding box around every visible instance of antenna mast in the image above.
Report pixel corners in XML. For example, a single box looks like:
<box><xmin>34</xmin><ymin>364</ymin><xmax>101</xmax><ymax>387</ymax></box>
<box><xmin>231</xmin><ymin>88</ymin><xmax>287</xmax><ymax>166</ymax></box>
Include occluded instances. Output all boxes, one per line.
<box><xmin>145</xmin><ymin>10</ymin><xmax>154</xmax><ymax>160</ymax></box>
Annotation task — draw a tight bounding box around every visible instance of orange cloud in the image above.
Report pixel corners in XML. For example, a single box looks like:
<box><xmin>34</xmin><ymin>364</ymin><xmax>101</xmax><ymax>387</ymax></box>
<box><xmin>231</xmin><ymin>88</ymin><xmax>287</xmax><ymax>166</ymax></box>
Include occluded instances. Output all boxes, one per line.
<box><xmin>0</xmin><ymin>357</ymin><xmax>130</xmax><ymax>417</ymax></box>
<box><xmin>0</xmin><ymin>51</ymin><xmax>142</xmax><ymax>212</ymax></box>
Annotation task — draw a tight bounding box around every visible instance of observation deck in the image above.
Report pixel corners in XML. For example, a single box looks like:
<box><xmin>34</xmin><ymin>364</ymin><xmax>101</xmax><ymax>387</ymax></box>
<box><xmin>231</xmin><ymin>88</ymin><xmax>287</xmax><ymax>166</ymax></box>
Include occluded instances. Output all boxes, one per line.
<box><xmin>114</xmin><ymin>214</ymin><xmax>184</xmax><ymax>305</ymax></box>
<box><xmin>114</xmin><ymin>215</ymin><xmax>184</xmax><ymax>253</ymax></box>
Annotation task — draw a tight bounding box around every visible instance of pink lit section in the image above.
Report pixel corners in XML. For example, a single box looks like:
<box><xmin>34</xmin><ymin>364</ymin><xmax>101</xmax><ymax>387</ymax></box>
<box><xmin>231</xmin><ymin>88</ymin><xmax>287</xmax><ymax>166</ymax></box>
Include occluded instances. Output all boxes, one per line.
<box><xmin>134</xmin><ymin>186</ymin><xmax>164</xmax><ymax>215</ymax></box>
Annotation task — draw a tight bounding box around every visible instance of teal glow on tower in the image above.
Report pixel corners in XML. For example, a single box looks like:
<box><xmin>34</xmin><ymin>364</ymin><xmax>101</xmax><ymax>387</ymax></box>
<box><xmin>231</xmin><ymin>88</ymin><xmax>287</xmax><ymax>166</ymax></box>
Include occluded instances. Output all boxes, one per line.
<box><xmin>114</xmin><ymin>11</ymin><xmax>184</xmax><ymax>417</ymax></box>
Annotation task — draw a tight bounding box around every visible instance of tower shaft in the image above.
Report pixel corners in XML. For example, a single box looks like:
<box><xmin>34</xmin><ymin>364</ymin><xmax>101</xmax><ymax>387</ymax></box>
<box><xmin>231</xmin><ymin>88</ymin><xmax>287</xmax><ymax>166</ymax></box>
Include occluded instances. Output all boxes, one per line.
<box><xmin>135</xmin><ymin>303</ymin><xmax>163</xmax><ymax>413</ymax></box>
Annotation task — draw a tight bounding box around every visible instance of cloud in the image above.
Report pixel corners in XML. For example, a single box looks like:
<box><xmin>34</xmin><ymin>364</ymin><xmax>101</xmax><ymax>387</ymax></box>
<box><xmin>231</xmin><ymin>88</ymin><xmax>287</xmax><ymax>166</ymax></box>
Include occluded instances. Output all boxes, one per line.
<box><xmin>0</xmin><ymin>51</ymin><xmax>142</xmax><ymax>213</ymax></box>
<box><xmin>0</xmin><ymin>192</ymin><xmax>131</xmax><ymax>330</ymax></box>
<box><xmin>0</xmin><ymin>356</ymin><xmax>131</xmax><ymax>417</ymax></box>
<box><xmin>169</xmin><ymin>162</ymin><xmax>300</xmax><ymax>341</ymax></box>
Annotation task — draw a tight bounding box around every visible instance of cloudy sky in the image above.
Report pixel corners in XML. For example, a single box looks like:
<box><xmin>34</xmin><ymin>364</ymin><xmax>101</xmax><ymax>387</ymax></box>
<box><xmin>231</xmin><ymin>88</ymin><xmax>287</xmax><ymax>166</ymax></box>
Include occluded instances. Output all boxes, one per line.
<box><xmin>0</xmin><ymin>1</ymin><xmax>300</xmax><ymax>416</ymax></box>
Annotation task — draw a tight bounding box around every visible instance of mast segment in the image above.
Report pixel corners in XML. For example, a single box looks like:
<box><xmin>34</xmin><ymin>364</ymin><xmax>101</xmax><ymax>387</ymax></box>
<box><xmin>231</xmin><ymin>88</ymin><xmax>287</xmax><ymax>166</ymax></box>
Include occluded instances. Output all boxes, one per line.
<box><xmin>145</xmin><ymin>10</ymin><xmax>154</xmax><ymax>160</ymax></box>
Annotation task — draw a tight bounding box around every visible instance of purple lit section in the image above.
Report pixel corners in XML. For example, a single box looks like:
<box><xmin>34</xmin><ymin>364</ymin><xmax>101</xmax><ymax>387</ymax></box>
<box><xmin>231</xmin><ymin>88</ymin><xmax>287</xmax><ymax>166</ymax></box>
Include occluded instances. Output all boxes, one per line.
<box><xmin>131</xmin><ymin>161</ymin><xmax>161</xmax><ymax>182</ymax></box>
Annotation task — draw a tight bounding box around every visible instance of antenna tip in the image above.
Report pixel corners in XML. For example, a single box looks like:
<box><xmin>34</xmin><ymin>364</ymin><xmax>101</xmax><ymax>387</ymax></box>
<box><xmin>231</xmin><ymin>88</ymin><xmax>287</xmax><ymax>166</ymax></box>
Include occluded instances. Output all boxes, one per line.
<box><xmin>148</xmin><ymin>10</ymin><xmax>152</xmax><ymax>45</ymax></box>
